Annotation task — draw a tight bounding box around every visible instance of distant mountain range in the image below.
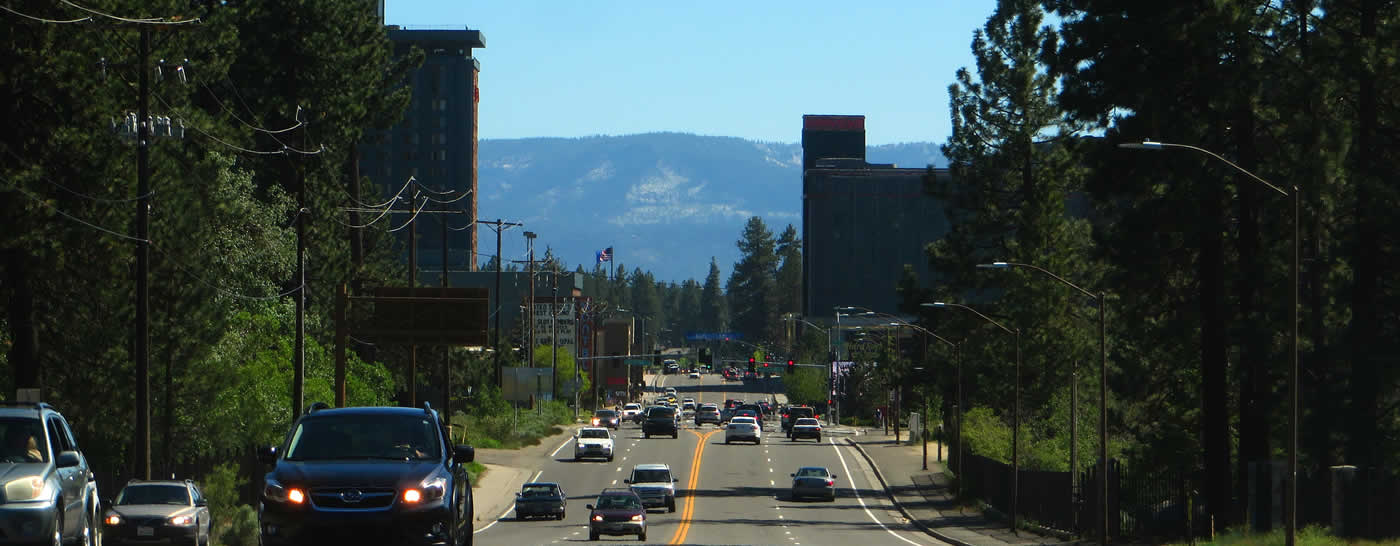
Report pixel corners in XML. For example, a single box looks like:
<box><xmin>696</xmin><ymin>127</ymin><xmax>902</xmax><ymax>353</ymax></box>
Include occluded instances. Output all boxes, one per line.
<box><xmin>478</xmin><ymin>133</ymin><xmax>945</xmax><ymax>283</ymax></box>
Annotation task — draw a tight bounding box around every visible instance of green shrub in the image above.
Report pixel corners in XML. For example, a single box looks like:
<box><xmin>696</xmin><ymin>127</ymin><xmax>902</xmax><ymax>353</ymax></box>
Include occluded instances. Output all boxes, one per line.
<box><xmin>214</xmin><ymin>504</ymin><xmax>259</xmax><ymax>546</ymax></box>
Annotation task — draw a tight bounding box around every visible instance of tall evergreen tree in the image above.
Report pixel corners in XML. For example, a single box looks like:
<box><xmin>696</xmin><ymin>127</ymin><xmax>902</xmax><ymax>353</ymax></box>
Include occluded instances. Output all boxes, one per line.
<box><xmin>727</xmin><ymin>217</ymin><xmax>779</xmax><ymax>343</ymax></box>
<box><xmin>701</xmin><ymin>258</ymin><xmax>727</xmax><ymax>333</ymax></box>
<box><xmin>775</xmin><ymin>224</ymin><xmax>803</xmax><ymax>317</ymax></box>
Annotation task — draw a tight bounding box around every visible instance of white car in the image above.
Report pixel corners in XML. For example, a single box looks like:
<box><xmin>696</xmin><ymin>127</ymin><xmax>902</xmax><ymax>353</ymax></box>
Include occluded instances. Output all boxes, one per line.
<box><xmin>621</xmin><ymin>403</ymin><xmax>642</xmax><ymax>422</ymax></box>
<box><xmin>725</xmin><ymin>416</ymin><xmax>761</xmax><ymax>445</ymax></box>
<box><xmin>688</xmin><ymin>370</ymin><xmax>701</xmax><ymax>379</ymax></box>
<box><xmin>574</xmin><ymin>427</ymin><xmax>615</xmax><ymax>461</ymax></box>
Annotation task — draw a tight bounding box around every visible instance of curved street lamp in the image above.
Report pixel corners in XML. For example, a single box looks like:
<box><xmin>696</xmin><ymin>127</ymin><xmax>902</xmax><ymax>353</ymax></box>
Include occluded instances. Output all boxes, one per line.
<box><xmin>979</xmin><ymin>261</ymin><xmax>1107</xmax><ymax>541</ymax></box>
<box><xmin>1120</xmin><ymin>139</ymin><xmax>1299</xmax><ymax>546</ymax></box>
<box><xmin>922</xmin><ymin>301</ymin><xmax>1021</xmax><ymax>535</ymax></box>
<box><xmin>885</xmin><ymin>319</ymin><xmax>958</xmax><ymax>474</ymax></box>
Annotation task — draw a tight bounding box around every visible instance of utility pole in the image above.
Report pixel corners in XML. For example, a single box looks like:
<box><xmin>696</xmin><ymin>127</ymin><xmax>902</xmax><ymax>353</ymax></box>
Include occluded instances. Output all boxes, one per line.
<box><xmin>479</xmin><ymin>219</ymin><xmax>521</xmax><ymax>386</ymax></box>
<box><xmin>441</xmin><ymin>214</ymin><xmax>451</xmax><ymax>426</ymax></box>
<box><xmin>552</xmin><ymin>268</ymin><xmax>559</xmax><ymax>400</ymax></box>
<box><xmin>292</xmin><ymin>128</ymin><xmax>306</xmax><ymax>421</ymax></box>
<box><xmin>408</xmin><ymin>181</ymin><xmax>419</xmax><ymax>408</ymax></box>
<box><xmin>523</xmin><ymin>232</ymin><xmax>537</xmax><ymax>369</ymax></box>
<box><xmin>134</xmin><ymin>27</ymin><xmax>153</xmax><ymax>480</ymax></box>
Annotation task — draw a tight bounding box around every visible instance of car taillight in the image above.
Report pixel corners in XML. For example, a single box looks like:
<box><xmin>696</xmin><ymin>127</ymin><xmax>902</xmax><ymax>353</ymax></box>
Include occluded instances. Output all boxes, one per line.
<box><xmin>827</xmin><ymin>479</ymin><xmax>835</xmax><ymax>486</ymax></box>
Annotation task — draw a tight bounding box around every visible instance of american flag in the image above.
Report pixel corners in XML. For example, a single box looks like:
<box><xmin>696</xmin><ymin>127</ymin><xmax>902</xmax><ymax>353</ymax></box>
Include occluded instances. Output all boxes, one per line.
<box><xmin>596</xmin><ymin>247</ymin><xmax>613</xmax><ymax>264</ymax></box>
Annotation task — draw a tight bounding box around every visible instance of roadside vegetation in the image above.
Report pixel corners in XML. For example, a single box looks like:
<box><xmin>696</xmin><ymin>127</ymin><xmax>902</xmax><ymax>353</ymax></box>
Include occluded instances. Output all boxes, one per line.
<box><xmin>1166</xmin><ymin>526</ymin><xmax>1397</xmax><ymax>546</ymax></box>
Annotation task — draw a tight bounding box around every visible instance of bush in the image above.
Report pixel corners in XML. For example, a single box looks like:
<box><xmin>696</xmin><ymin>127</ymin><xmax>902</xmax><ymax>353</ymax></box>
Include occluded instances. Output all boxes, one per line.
<box><xmin>453</xmin><ymin>400</ymin><xmax>575</xmax><ymax>450</ymax></box>
<box><xmin>214</xmin><ymin>504</ymin><xmax>259</xmax><ymax>546</ymax></box>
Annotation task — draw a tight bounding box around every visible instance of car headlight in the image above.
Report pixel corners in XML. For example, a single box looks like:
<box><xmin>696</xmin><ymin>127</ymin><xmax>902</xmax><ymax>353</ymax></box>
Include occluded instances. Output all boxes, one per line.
<box><xmin>169</xmin><ymin>515</ymin><xmax>195</xmax><ymax>526</ymax></box>
<box><xmin>405</xmin><ymin>476</ymin><xmax>447</xmax><ymax>504</ymax></box>
<box><xmin>104</xmin><ymin>514</ymin><xmax>122</xmax><ymax>526</ymax></box>
<box><xmin>3</xmin><ymin>477</ymin><xmax>48</xmax><ymax>502</ymax></box>
<box><xmin>592</xmin><ymin>514</ymin><xmax>604</xmax><ymax>522</ymax></box>
<box><xmin>631</xmin><ymin>514</ymin><xmax>644</xmax><ymax>521</ymax></box>
<box><xmin>264</xmin><ymin>479</ymin><xmax>304</xmax><ymax>504</ymax></box>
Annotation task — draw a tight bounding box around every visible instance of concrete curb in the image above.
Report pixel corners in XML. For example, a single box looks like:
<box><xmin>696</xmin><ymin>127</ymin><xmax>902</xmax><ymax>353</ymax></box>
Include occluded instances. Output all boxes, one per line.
<box><xmin>472</xmin><ymin>464</ymin><xmax>535</xmax><ymax>524</ymax></box>
<box><xmin>845</xmin><ymin>437</ymin><xmax>978</xmax><ymax>546</ymax></box>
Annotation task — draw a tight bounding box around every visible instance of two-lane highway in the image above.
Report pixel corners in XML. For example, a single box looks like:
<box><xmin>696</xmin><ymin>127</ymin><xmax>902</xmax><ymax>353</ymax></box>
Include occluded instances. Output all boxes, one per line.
<box><xmin>473</xmin><ymin>372</ymin><xmax>946</xmax><ymax>545</ymax></box>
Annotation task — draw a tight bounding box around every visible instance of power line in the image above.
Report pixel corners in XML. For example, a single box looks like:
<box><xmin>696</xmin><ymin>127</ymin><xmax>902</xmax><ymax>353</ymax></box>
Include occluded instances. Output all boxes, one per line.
<box><xmin>59</xmin><ymin>0</ymin><xmax>199</xmax><ymax>25</ymax></box>
<box><xmin>201</xmin><ymin>83</ymin><xmax>303</xmax><ymax>135</ymax></box>
<box><xmin>15</xmin><ymin>188</ymin><xmax>148</xmax><ymax>242</ymax></box>
<box><xmin>41</xmin><ymin>176</ymin><xmax>154</xmax><ymax>203</ymax></box>
<box><xmin>386</xmin><ymin>193</ymin><xmax>427</xmax><ymax>232</ymax></box>
<box><xmin>0</xmin><ymin>4</ymin><xmax>93</xmax><ymax>23</ymax></box>
<box><xmin>423</xmin><ymin>188</ymin><xmax>472</xmax><ymax>205</ymax></box>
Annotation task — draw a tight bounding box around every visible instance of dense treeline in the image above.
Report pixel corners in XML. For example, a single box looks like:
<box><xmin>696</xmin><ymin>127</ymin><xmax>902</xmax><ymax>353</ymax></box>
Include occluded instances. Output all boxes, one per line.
<box><xmin>901</xmin><ymin>0</ymin><xmax>1400</xmax><ymax>532</ymax></box>
<box><xmin>0</xmin><ymin>0</ymin><xmax>414</xmax><ymax>483</ymax></box>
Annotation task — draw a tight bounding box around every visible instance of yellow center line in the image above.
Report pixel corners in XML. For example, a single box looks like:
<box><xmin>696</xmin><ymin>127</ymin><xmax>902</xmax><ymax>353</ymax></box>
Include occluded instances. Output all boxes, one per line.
<box><xmin>670</xmin><ymin>428</ymin><xmax>719</xmax><ymax>544</ymax></box>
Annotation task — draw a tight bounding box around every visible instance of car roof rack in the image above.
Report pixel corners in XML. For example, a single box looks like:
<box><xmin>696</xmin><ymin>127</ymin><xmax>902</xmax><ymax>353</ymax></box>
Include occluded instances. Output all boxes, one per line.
<box><xmin>0</xmin><ymin>401</ymin><xmax>54</xmax><ymax>411</ymax></box>
<box><xmin>304</xmin><ymin>401</ymin><xmax>330</xmax><ymax>415</ymax></box>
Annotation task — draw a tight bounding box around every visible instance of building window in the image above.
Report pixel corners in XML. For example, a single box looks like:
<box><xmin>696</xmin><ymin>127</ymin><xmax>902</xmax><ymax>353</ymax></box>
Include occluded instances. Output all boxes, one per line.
<box><xmin>430</xmin><ymin>167</ymin><xmax>447</xmax><ymax>178</ymax></box>
<box><xmin>403</xmin><ymin>150</ymin><xmax>420</xmax><ymax>161</ymax></box>
<box><xmin>437</xmin><ymin>116</ymin><xmax>447</xmax><ymax>129</ymax></box>
<box><xmin>380</xmin><ymin>166</ymin><xmax>392</xmax><ymax>178</ymax></box>
<box><xmin>433</xmin><ymin>150</ymin><xmax>447</xmax><ymax>161</ymax></box>
<box><xmin>432</xmin><ymin>133</ymin><xmax>447</xmax><ymax>145</ymax></box>
<box><xmin>410</xmin><ymin>167</ymin><xmax>419</xmax><ymax>178</ymax></box>
<box><xmin>432</xmin><ymin>98</ymin><xmax>448</xmax><ymax>111</ymax></box>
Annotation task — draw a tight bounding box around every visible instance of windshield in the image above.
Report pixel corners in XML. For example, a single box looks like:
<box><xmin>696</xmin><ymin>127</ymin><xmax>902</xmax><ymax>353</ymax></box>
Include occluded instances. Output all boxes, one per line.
<box><xmin>285</xmin><ymin>414</ymin><xmax>441</xmax><ymax>461</ymax></box>
<box><xmin>0</xmin><ymin>417</ymin><xmax>47</xmax><ymax>464</ymax></box>
<box><xmin>597</xmin><ymin>495</ymin><xmax>641</xmax><ymax>510</ymax></box>
<box><xmin>624</xmin><ymin>404</ymin><xmax>640</xmax><ymax>410</ymax></box>
<box><xmin>521</xmin><ymin>484</ymin><xmax>558</xmax><ymax>497</ymax></box>
<box><xmin>632</xmin><ymin>469</ymin><xmax>671</xmax><ymax>483</ymax></box>
<box><xmin>796</xmin><ymin>468</ymin><xmax>829</xmax><ymax>478</ymax></box>
<box><xmin>649</xmin><ymin>408</ymin><xmax>674</xmax><ymax>418</ymax></box>
<box><xmin>595</xmin><ymin>410</ymin><xmax>617</xmax><ymax>417</ymax></box>
<box><xmin>796</xmin><ymin>418</ymin><xmax>819</xmax><ymax>426</ymax></box>
<box><xmin>580</xmin><ymin>429</ymin><xmax>609</xmax><ymax>439</ymax></box>
<box><xmin>117</xmin><ymin>485</ymin><xmax>190</xmax><ymax>506</ymax></box>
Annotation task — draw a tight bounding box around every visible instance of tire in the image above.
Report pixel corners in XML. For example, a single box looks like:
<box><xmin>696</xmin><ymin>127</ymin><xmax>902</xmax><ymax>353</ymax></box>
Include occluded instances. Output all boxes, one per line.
<box><xmin>725</xmin><ymin>439</ymin><xmax>730</xmax><ymax>445</ymax></box>
<box><xmin>644</xmin><ymin>433</ymin><xmax>650</xmax><ymax>439</ymax></box>
<box><xmin>790</xmin><ymin>489</ymin><xmax>799</xmax><ymax>501</ymax></box>
<box><xmin>50</xmin><ymin>507</ymin><xmax>62</xmax><ymax>546</ymax></box>
<box><xmin>638</xmin><ymin>530</ymin><xmax>647</xmax><ymax>541</ymax></box>
<box><xmin>589</xmin><ymin>531</ymin><xmax>599</xmax><ymax>541</ymax></box>
<box><xmin>815</xmin><ymin>435</ymin><xmax>821</xmax><ymax>442</ymax></box>
<box><xmin>607</xmin><ymin>455</ymin><xmax>614</xmax><ymax>462</ymax></box>
<box><xmin>80</xmin><ymin>502</ymin><xmax>95</xmax><ymax>546</ymax></box>
<box><xmin>672</xmin><ymin>432</ymin><xmax>678</xmax><ymax>439</ymax></box>
<box><xmin>667</xmin><ymin>499</ymin><xmax>675</xmax><ymax>513</ymax></box>
<box><xmin>574</xmin><ymin>455</ymin><xmax>580</xmax><ymax>462</ymax></box>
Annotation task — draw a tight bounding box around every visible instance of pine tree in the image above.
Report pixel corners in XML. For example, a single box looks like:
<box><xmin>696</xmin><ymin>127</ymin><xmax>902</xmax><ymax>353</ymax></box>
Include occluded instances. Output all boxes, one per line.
<box><xmin>701</xmin><ymin>258</ymin><xmax>727</xmax><ymax>333</ymax></box>
<box><xmin>775</xmin><ymin>224</ymin><xmax>803</xmax><ymax>316</ymax></box>
<box><xmin>727</xmin><ymin>217</ymin><xmax>779</xmax><ymax>343</ymax></box>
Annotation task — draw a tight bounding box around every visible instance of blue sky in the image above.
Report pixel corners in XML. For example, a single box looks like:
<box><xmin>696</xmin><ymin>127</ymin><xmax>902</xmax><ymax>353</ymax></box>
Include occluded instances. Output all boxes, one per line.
<box><xmin>385</xmin><ymin>1</ymin><xmax>999</xmax><ymax>146</ymax></box>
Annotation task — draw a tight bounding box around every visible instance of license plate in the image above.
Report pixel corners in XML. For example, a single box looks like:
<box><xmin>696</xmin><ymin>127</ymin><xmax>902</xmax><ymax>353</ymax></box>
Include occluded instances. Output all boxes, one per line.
<box><xmin>137</xmin><ymin>526</ymin><xmax>155</xmax><ymax>537</ymax></box>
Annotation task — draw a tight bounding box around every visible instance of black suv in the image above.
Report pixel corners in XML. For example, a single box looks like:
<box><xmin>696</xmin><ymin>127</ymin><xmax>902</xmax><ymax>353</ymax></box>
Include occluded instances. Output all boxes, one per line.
<box><xmin>0</xmin><ymin>401</ymin><xmax>101</xmax><ymax>546</ymax></box>
<box><xmin>258</xmin><ymin>402</ymin><xmax>476</xmax><ymax>545</ymax></box>
<box><xmin>641</xmin><ymin>407</ymin><xmax>678</xmax><ymax>439</ymax></box>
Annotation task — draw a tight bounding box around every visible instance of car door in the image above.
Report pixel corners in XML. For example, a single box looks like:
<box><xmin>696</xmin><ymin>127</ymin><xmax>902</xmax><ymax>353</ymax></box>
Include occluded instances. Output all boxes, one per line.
<box><xmin>56</xmin><ymin>416</ymin><xmax>94</xmax><ymax>537</ymax></box>
<box><xmin>46</xmin><ymin>417</ymin><xmax>80</xmax><ymax>538</ymax></box>
<box><xmin>190</xmin><ymin>484</ymin><xmax>211</xmax><ymax>540</ymax></box>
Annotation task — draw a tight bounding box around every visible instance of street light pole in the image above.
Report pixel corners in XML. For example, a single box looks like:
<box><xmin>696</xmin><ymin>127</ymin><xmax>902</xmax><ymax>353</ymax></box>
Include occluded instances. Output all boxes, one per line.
<box><xmin>923</xmin><ymin>301</ymin><xmax>1020</xmax><ymax>534</ymax></box>
<box><xmin>1119</xmin><ymin>140</ymin><xmax>1298</xmax><ymax>546</ymax></box>
<box><xmin>978</xmin><ymin>260</ymin><xmax>1107</xmax><ymax>538</ymax></box>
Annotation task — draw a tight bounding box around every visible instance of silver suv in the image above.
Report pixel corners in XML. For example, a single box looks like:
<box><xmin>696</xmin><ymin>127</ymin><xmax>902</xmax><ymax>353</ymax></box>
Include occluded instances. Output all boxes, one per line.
<box><xmin>0</xmin><ymin>402</ymin><xmax>101</xmax><ymax>545</ymax></box>
<box><xmin>624</xmin><ymin>463</ymin><xmax>677</xmax><ymax>513</ymax></box>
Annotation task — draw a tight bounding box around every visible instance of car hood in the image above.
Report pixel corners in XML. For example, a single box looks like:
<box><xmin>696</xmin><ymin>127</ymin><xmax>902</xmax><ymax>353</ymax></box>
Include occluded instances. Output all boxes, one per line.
<box><xmin>576</xmin><ymin>438</ymin><xmax>612</xmax><ymax>447</ymax></box>
<box><xmin>273</xmin><ymin>460</ymin><xmax>441</xmax><ymax>488</ymax></box>
<box><xmin>0</xmin><ymin>463</ymin><xmax>51</xmax><ymax>483</ymax></box>
<box><xmin>630</xmin><ymin>482</ymin><xmax>673</xmax><ymax>490</ymax></box>
<box><xmin>109</xmin><ymin>505</ymin><xmax>197</xmax><ymax>519</ymax></box>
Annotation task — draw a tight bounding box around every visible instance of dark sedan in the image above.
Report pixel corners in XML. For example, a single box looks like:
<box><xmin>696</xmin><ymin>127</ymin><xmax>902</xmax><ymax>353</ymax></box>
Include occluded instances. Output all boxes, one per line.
<box><xmin>790</xmin><ymin>466</ymin><xmax>838</xmax><ymax>501</ymax></box>
<box><xmin>591</xmin><ymin>409</ymin><xmax>622</xmax><ymax>429</ymax></box>
<box><xmin>103</xmin><ymin>479</ymin><xmax>211</xmax><ymax>546</ymax></box>
<box><xmin>514</xmin><ymin>482</ymin><xmax>566</xmax><ymax>520</ymax></box>
<box><xmin>588</xmin><ymin>489</ymin><xmax>647</xmax><ymax>541</ymax></box>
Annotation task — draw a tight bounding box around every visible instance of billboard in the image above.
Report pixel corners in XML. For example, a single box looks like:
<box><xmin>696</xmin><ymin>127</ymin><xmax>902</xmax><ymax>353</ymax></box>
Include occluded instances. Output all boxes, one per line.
<box><xmin>502</xmin><ymin>367</ymin><xmax>557</xmax><ymax>402</ymax></box>
<box><xmin>531</xmin><ymin>301</ymin><xmax>576</xmax><ymax>361</ymax></box>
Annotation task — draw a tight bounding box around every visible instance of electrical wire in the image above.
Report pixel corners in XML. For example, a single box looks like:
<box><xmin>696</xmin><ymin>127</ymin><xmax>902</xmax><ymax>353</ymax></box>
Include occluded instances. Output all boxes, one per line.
<box><xmin>16</xmin><ymin>188</ymin><xmax>149</xmax><ymax>242</ymax></box>
<box><xmin>59</xmin><ymin>0</ymin><xmax>198</xmax><ymax>25</ymax></box>
<box><xmin>416</xmin><ymin>183</ymin><xmax>459</xmax><ymax>196</ymax></box>
<box><xmin>422</xmin><ymin>189</ymin><xmax>472</xmax><ymax>205</ymax></box>
<box><xmin>201</xmin><ymin>83</ymin><xmax>303</xmax><ymax>135</ymax></box>
<box><xmin>446</xmin><ymin>220</ymin><xmax>477</xmax><ymax>232</ymax></box>
<box><xmin>332</xmin><ymin>197</ymin><xmax>401</xmax><ymax>229</ymax></box>
<box><xmin>0</xmin><ymin>4</ymin><xmax>92</xmax><ymax>23</ymax></box>
<box><xmin>41</xmin><ymin>177</ymin><xmax>154</xmax><ymax>203</ymax></box>
<box><xmin>386</xmin><ymin>194</ymin><xmax>427</xmax><ymax>232</ymax></box>
<box><xmin>186</xmin><ymin>125</ymin><xmax>285</xmax><ymax>155</ymax></box>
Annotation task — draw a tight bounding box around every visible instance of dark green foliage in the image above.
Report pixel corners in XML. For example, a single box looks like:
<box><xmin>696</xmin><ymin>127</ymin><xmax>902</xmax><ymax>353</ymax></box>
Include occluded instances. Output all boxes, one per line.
<box><xmin>727</xmin><ymin>217</ymin><xmax>780</xmax><ymax>343</ymax></box>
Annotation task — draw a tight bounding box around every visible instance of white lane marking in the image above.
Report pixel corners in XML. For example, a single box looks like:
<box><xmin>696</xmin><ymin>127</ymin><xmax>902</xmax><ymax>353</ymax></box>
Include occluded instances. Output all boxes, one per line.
<box><xmin>616</xmin><ymin>466</ymin><xmax>622</xmax><ymax>472</ymax></box>
<box><xmin>473</xmin><ymin>469</ymin><xmax>543</xmax><ymax>535</ymax></box>
<box><xmin>612</xmin><ymin>479</ymin><xmax>618</xmax><ymax>485</ymax></box>
<box><xmin>770</xmin><ymin>480</ymin><xmax>775</xmax><ymax>486</ymax></box>
<box><xmin>828</xmin><ymin>438</ymin><xmax>928</xmax><ymax>546</ymax></box>
<box><xmin>549</xmin><ymin>436</ymin><xmax>574</xmax><ymax>458</ymax></box>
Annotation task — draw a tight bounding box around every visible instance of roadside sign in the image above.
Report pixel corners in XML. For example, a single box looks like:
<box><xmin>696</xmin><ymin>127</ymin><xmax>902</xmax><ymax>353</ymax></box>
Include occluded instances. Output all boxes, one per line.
<box><xmin>624</xmin><ymin>358</ymin><xmax>651</xmax><ymax>367</ymax></box>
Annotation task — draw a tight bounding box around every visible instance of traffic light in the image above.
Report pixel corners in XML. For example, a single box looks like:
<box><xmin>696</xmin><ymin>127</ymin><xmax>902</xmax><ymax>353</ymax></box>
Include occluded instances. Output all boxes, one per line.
<box><xmin>748</xmin><ymin>357</ymin><xmax>756</xmax><ymax>373</ymax></box>
<box><xmin>786</xmin><ymin>359</ymin><xmax>795</xmax><ymax>373</ymax></box>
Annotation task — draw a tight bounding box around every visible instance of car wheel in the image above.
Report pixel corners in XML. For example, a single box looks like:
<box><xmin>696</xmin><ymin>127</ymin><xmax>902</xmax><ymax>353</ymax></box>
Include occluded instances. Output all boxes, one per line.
<box><xmin>672</xmin><ymin>432</ymin><xmax>678</xmax><ymax>439</ymax></box>
<box><xmin>667</xmin><ymin>499</ymin><xmax>675</xmax><ymax>513</ymax></box>
<box><xmin>589</xmin><ymin>531</ymin><xmax>599</xmax><ymax>541</ymax></box>
<box><xmin>724</xmin><ymin>439</ymin><xmax>730</xmax><ymax>445</ymax></box>
<box><xmin>573</xmin><ymin>455</ymin><xmax>580</xmax><ymax>462</ymax></box>
<box><xmin>607</xmin><ymin>455</ymin><xmax>614</xmax><ymax>462</ymax></box>
<box><xmin>644</xmin><ymin>433</ymin><xmax>650</xmax><ymax>439</ymax></box>
<box><xmin>815</xmin><ymin>435</ymin><xmax>821</xmax><ymax>442</ymax></box>
<box><xmin>638</xmin><ymin>529</ymin><xmax>647</xmax><ymax>541</ymax></box>
<box><xmin>790</xmin><ymin>489</ymin><xmax>800</xmax><ymax>500</ymax></box>
<box><xmin>78</xmin><ymin>503</ymin><xmax>95</xmax><ymax>546</ymax></box>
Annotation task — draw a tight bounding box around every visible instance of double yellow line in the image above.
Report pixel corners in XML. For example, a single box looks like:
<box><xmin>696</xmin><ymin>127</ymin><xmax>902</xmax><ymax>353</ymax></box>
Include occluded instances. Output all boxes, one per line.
<box><xmin>669</xmin><ymin>428</ymin><xmax>719</xmax><ymax>544</ymax></box>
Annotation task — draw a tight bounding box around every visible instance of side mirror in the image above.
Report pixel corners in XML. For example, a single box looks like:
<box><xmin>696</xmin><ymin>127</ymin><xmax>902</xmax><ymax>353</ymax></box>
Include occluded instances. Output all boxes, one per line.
<box><xmin>585</xmin><ymin>504</ymin><xmax>594</xmax><ymax>510</ymax></box>
<box><xmin>55</xmin><ymin>451</ymin><xmax>81</xmax><ymax>468</ymax></box>
<box><xmin>671</xmin><ymin>477</ymin><xmax>678</xmax><ymax>483</ymax></box>
<box><xmin>831</xmin><ymin>475</ymin><xmax>839</xmax><ymax>480</ymax></box>
<box><xmin>622</xmin><ymin>479</ymin><xmax>631</xmax><ymax>484</ymax></box>
<box><xmin>257</xmin><ymin>446</ymin><xmax>277</xmax><ymax>465</ymax></box>
<box><xmin>454</xmin><ymin>445</ymin><xmax>475</xmax><ymax>464</ymax></box>
<box><xmin>196</xmin><ymin>498</ymin><xmax>208</xmax><ymax>507</ymax></box>
<box><xmin>789</xmin><ymin>473</ymin><xmax>795</xmax><ymax>477</ymax></box>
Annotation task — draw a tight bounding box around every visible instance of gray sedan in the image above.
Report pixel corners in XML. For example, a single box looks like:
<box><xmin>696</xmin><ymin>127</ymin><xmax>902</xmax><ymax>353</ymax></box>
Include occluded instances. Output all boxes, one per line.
<box><xmin>790</xmin><ymin>466</ymin><xmax>838</xmax><ymax>501</ymax></box>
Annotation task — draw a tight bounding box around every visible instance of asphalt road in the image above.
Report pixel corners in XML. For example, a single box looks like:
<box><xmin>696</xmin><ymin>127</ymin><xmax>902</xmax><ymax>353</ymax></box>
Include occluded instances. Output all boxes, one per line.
<box><xmin>471</xmin><ymin>372</ymin><xmax>948</xmax><ymax>545</ymax></box>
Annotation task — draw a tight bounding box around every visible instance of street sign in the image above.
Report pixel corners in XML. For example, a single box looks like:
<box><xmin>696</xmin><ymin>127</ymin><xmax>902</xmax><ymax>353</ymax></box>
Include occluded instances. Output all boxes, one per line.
<box><xmin>624</xmin><ymin>358</ymin><xmax>651</xmax><ymax>367</ymax></box>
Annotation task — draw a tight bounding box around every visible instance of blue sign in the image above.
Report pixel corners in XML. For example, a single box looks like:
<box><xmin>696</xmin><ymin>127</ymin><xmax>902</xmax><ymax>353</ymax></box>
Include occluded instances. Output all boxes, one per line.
<box><xmin>684</xmin><ymin>331</ymin><xmax>744</xmax><ymax>341</ymax></box>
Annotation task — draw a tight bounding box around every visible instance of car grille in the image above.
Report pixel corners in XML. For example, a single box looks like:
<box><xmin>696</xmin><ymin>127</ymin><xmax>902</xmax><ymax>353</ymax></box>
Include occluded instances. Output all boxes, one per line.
<box><xmin>603</xmin><ymin>513</ymin><xmax>638</xmax><ymax>522</ymax></box>
<box><xmin>310</xmin><ymin>487</ymin><xmax>397</xmax><ymax>509</ymax></box>
<box><xmin>631</xmin><ymin>487</ymin><xmax>667</xmax><ymax>498</ymax></box>
<box><xmin>127</xmin><ymin>516</ymin><xmax>167</xmax><ymax>527</ymax></box>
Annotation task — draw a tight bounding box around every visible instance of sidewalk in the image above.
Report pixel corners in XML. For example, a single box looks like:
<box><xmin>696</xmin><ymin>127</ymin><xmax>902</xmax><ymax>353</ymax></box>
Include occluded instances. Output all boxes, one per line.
<box><xmin>847</xmin><ymin>430</ymin><xmax>1076</xmax><ymax>546</ymax></box>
